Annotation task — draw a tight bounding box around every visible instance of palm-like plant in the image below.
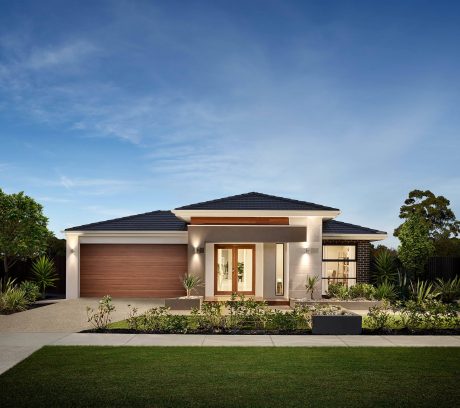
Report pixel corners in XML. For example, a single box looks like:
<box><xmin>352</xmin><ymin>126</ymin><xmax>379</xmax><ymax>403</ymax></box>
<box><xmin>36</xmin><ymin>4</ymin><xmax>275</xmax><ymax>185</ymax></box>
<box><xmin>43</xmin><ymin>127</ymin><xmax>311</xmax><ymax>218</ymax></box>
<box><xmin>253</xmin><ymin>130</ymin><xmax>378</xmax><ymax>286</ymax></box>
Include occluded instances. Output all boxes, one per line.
<box><xmin>372</xmin><ymin>250</ymin><xmax>397</xmax><ymax>284</ymax></box>
<box><xmin>183</xmin><ymin>274</ymin><xmax>202</xmax><ymax>298</ymax></box>
<box><xmin>435</xmin><ymin>277</ymin><xmax>460</xmax><ymax>303</ymax></box>
<box><xmin>32</xmin><ymin>255</ymin><xmax>58</xmax><ymax>299</ymax></box>
<box><xmin>305</xmin><ymin>275</ymin><xmax>320</xmax><ymax>300</ymax></box>
<box><xmin>409</xmin><ymin>280</ymin><xmax>439</xmax><ymax>303</ymax></box>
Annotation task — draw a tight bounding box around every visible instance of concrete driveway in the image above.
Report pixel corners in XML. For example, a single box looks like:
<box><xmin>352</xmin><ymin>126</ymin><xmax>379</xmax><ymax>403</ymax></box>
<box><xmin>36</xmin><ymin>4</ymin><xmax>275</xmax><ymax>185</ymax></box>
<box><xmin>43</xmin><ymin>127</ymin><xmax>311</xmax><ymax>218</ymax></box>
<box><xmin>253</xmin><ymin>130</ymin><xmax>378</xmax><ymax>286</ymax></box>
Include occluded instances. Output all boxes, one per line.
<box><xmin>0</xmin><ymin>298</ymin><xmax>165</xmax><ymax>333</ymax></box>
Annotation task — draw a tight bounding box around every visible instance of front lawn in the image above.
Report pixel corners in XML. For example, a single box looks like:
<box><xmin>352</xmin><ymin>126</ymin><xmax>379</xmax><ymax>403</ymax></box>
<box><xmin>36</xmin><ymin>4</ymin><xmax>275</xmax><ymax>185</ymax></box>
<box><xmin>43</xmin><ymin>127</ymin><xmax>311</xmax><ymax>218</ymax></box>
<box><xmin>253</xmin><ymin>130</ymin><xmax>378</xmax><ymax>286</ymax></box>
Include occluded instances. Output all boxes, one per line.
<box><xmin>1</xmin><ymin>346</ymin><xmax>459</xmax><ymax>407</ymax></box>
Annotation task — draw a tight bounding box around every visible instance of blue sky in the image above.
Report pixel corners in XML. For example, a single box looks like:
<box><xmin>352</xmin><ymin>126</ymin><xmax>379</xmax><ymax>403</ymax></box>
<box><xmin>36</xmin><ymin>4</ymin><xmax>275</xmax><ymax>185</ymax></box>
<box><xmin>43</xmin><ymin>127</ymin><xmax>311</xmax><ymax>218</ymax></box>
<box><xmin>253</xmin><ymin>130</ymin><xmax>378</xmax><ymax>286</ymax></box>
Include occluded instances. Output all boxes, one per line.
<box><xmin>1</xmin><ymin>0</ymin><xmax>459</xmax><ymax>247</ymax></box>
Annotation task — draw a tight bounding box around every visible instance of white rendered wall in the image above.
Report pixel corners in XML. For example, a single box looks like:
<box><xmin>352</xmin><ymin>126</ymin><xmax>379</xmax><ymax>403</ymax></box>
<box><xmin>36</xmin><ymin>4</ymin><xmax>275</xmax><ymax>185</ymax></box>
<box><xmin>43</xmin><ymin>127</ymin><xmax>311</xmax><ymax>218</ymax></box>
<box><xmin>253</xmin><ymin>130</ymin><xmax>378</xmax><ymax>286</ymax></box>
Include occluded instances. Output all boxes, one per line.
<box><xmin>289</xmin><ymin>217</ymin><xmax>323</xmax><ymax>299</ymax></box>
<box><xmin>65</xmin><ymin>233</ymin><xmax>80</xmax><ymax>299</ymax></box>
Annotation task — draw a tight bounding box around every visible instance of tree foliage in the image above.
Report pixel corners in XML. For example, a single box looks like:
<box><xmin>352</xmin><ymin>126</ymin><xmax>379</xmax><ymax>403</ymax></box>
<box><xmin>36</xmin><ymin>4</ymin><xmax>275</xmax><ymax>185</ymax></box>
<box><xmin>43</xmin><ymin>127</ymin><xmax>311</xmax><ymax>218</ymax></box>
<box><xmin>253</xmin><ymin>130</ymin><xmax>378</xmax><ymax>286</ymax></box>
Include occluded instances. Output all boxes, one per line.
<box><xmin>397</xmin><ymin>213</ymin><xmax>435</xmax><ymax>276</ymax></box>
<box><xmin>0</xmin><ymin>189</ymin><xmax>51</xmax><ymax>278</ymax></box>
<box><xmin>394</xmin><ymin>189</ymin><xmax>459</xmax><ymax>239</ymax></box>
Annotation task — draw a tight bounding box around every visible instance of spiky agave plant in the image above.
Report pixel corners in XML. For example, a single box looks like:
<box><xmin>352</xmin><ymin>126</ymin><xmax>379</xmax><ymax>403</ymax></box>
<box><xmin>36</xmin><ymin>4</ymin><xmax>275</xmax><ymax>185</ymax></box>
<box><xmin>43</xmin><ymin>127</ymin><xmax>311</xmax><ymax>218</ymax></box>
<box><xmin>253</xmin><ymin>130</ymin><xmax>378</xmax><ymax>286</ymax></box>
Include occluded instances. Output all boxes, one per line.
<box><xmin>409</xmin><ymin>280</ymin><xmax>439</xmax><ymax>303</ymax></box>
<box><xmin>32</xmin><ymin>255</ymin><xmax>58</xmax><ymax>299</ymax></box>
<box><xmin>435</xmin><ymin>277</ymin><xmax>460</xmax><ymax>303</ymax></box>
<box><xmin>372</xmin><ymin>250</ymin><xmax>397</xmax><ymax>284</ymax></box>
<box><xmin>183</xmin><ymin>274</ymin><xmax>202</xmax><ymax>298</ymax></box>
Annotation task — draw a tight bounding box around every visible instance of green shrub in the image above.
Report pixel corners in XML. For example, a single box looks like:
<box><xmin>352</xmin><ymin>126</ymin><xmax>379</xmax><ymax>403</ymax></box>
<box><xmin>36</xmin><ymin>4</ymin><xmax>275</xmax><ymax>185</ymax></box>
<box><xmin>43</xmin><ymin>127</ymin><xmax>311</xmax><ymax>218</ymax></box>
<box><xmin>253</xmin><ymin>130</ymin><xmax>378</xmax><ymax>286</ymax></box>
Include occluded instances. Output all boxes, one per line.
<box><xmin>372</xmin><ymin>250</ymin><xmax>397</xmax><ymax>284</ymax></box>
<box><xmin>20</xmin><ymin>280</ymin><xmax>40</xmax><ymax>303</ymax></box>
<box><xmin>32</xmin><ymin>255</ymin><xmax>58</xmax><ymax>298</ymax></box>
<box><xmin>190</xmin><ymin>302</ymin><xmax>224</xmax><ymax>330</ymax></box>
<box><xmin>374</xmin><ymin>280</ymin><xmax>397</xmax><ymax>301</ymax></box>
<box><xmin>435</xmin><ymin>277</ymin><xmax>460</xmax><ymax>303</ymax></box>
<box><xmin>86</xmin><ymin>295</ymin><xmax>115</xmax><ymax>330</ymax></box>
<box><xmin>226</xmin><ymin>294</ymin><xmax>267</xmax><ymax>329</ymax></box>
<box><xmin>366</xmin><ymin>301</ymin><xmax>392</xmax><ymax>331</ymax></box>
<box><xmin>327</xmin><ymin>283</ymin><xmax>349</xmax><ymax>300</ymax></box>
<box><xmin>0</xmin><ymin>278</ymin><xmax>30</xmax><ymax>314</ymax></box>
<box><xmin>348</xmin><ymin>283</ymin><xmax>375</xmax><ymax>300</ymax></box>
<box><xmin>399</xmin><ymin>299</ymin><xmax>459</xmax><ymax>331</ymax></box>
<box><xmin>409</xmin><ymin>280</ymin><xmax>439</xmax><ymax>303</ymax></box>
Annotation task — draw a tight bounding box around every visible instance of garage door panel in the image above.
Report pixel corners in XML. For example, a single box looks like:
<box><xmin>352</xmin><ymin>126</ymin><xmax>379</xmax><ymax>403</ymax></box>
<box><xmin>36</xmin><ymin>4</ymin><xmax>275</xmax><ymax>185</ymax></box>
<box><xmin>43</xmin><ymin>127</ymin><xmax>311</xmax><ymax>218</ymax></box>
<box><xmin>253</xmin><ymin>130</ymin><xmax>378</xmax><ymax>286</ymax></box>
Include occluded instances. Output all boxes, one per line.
<box><xmin>80</xmin><ymin>244</ymin><xmax>187</xmax><ymax>297</ymax></box>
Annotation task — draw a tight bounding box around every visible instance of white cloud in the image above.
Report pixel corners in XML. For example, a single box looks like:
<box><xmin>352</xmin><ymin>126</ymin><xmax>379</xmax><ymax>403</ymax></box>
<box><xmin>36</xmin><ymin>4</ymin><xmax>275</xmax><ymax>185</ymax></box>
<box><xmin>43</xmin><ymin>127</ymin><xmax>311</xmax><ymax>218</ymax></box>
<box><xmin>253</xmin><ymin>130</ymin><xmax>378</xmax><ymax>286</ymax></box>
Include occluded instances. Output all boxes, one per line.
<box><xmin>26</xmin><ymin>41</ymin><xmax>97</xmax><ymax>70</ymax></box>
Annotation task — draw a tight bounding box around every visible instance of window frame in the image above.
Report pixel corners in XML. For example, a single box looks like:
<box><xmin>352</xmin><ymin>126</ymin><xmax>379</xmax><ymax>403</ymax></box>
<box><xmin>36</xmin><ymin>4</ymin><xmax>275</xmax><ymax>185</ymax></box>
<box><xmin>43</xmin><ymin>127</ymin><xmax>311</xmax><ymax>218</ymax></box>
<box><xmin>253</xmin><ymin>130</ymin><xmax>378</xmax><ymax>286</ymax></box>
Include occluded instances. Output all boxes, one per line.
<box><xmin>321</xmin><ymin>244</ymin><xmax>358</xmax><ymax>287</ymax></box>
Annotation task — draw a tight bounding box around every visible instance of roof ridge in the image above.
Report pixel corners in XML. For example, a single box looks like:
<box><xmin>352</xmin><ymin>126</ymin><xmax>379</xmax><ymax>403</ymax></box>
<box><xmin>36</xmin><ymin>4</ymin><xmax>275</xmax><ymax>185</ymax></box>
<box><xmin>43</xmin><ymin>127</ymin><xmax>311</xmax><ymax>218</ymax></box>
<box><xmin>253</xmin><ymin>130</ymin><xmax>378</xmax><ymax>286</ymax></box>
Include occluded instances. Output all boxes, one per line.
<box><xmin>175</xmin><ymin>191</ymin><xmax>339</xmax><ymax>211</ymax></box>
<box><xmin>65</xmin><ymin>210</ymin><xmax>170</xmax><ymax>231</ymax></box>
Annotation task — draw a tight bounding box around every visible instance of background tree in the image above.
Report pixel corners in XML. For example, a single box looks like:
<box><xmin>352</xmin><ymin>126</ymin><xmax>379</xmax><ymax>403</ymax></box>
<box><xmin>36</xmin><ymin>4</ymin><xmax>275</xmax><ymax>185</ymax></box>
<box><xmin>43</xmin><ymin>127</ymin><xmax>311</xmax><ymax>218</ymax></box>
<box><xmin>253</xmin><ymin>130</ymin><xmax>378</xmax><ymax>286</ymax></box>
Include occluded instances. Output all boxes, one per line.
<box><xmin>398</xmin><ymin>213</ymin><xmax>435</xmax><ymax>276</ymax></box>
<box><xmin>0</xmin><ymin>189</ymin><xmax>51</xmax><ymax>280</ymax></box>
<box><xmin>394</xmin><ymin>189</ymin><xmax>459</xmax><ymax>239</ymax></box>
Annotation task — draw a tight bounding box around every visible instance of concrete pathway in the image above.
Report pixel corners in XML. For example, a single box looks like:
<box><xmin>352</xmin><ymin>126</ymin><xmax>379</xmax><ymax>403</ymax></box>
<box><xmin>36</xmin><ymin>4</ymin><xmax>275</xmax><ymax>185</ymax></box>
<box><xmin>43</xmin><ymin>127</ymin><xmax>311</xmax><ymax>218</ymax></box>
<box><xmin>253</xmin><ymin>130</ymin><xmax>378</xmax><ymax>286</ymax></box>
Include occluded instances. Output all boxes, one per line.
<box><xmin>0</xmin><ymin>298</ymin><xmax>165</xmax><ymax>332</ymax></box>
<box><xmin>1</xmin><ymin>332</ymin><xmax>459</xmax><ymax>375</ymax></box>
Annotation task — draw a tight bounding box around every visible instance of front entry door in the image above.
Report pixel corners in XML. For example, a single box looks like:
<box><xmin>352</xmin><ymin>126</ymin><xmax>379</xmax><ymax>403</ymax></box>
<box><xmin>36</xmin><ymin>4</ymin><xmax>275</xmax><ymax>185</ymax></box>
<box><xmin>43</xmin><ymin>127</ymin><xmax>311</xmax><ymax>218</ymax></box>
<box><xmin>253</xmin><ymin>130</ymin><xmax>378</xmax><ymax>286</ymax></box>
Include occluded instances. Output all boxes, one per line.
<box><xmin>214</xmin><ymin>244</ymin><xmax>255</xmax><ymax>295</ymax></box>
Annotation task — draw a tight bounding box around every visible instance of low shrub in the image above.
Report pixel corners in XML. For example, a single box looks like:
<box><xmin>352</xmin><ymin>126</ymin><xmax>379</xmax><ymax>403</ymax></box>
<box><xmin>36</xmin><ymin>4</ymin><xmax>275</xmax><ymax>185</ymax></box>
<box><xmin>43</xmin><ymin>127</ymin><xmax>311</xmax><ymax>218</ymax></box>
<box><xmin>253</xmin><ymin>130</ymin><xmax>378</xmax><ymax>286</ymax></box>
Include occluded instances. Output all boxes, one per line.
<box><xmin>190</xmin><ymin>302</ymin><xmax>224</xmax><ymax>331</ymax></box>
<box><xmin>374</xmin><ymin>280</ymin><xmax>397</xmax><ymax>301</ymax></box>
<box><xmin>86</xmin><ymin>295</ymin><xmax>115</xmax><ymax>330</ymax></box>
<box><xmin>435</xmin><ymin>277</ymin><xmax>460</xmax><ymax>303</ymax></box>
<box><xmin>366</xmin><ymin>301</ymin><xmax>392</xmax><ymax>331</ymax></box>
<box><xmin>348</xmin><ymin>283</ymin><xmax>375</xmax><ymax>300</ymax></box>
<box><xmin>118</xmin><ymin>295</ymin><xmax>314</xmax><ymax>333</ymax></box>
<box><xmin>0</xmin><ymin>278</ymin><xmax>30</xmax><ymax>314</ymax></box>
<box><xmin>409</xmin><ymin>280</ymin><xmax>439</xmax><ymax>303</ymax></box>
<box><xmin>226</xmin><ymin>294</ymin><xmax>266</xmax><ymax>329</ymax></box>
<box><xmin>20</xmin><ymin>280</ymin><xmax>40</xmax><ymax>303</ymax></box>
<box><xmin>399</xmin><ymin>299</ymin><xmax>459</xmax><ymax>332</ymax></box>
<box><xmin>327</xmin><ymin>283</ymin><xmax>349</xmax><ymax>300</ymax></box>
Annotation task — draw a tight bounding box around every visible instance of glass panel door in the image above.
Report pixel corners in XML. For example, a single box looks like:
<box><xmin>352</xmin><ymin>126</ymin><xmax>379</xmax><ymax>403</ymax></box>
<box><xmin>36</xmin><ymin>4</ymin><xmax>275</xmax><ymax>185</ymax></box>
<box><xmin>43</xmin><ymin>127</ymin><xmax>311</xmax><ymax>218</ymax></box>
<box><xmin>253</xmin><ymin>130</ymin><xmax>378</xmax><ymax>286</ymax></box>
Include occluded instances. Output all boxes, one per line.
<box><xmin>216</xmin><ymin>248</ymin><xmax>233</xmax><ymax>293</ymax></box>
<box><xmin>215</xmin><ymin>245</ymin><xmax>255</xmax><ymax>295</ymax></box>
<box><xmin>237</xmin><ymin>248</ymin><xmax>253</xmax><ymax>293</ymax></box>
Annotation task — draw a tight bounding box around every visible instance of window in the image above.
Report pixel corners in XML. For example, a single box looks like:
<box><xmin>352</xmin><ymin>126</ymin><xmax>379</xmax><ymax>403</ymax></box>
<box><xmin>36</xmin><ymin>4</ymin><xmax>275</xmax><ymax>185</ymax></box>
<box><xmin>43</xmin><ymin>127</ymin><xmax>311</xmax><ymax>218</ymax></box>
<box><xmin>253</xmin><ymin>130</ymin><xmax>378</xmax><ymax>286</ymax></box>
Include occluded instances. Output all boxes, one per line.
<box><xmin>322</xmin><ymin>245</ymin><xmax>356</xmax><ymax>293</ymax></box>
<box><xmin>275</xmin><ymin>244</ymin><xmax>284</xmax><ymax>296</ymax></box>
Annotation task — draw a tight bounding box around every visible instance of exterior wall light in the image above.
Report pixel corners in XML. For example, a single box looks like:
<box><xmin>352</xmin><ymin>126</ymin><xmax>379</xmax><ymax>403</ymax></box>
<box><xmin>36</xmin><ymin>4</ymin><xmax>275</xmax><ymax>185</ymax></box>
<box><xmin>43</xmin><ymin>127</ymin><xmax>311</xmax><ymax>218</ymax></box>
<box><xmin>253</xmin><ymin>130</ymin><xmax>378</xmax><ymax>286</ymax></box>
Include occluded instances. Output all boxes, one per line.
<box><xmin>70</xmin><ymin>248</ymin><xmax>75</xmax><ymax>254</ymax></box>
<box><xmin>305</xmin><ymin>248</ymin><xmax>319</xmax><ymax>254</ymax></box>
<box><xmin>194</xmin><ymin>247</ymin><xmax>205</xmax><ymax>254</ymax></box>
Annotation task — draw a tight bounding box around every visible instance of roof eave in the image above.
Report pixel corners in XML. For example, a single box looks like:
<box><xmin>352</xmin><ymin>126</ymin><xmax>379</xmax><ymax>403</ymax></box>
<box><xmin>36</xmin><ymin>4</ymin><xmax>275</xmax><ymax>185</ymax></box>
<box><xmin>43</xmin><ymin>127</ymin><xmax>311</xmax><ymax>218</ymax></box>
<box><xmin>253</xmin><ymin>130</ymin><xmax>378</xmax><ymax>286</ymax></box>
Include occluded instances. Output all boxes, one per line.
<box><xmin>64</xmin><ymin>230</ymin><xmax>188</xmax><ymax>236</ymax></box>
<box><xmin>322</xmin><ymin>233</ymin><xmax>387</xmax><ymax>241</ymax></box>
<box><xmin>172</xmin><ymin>209</ymin><xmax>341</xmax><ymax>222</ymax></box>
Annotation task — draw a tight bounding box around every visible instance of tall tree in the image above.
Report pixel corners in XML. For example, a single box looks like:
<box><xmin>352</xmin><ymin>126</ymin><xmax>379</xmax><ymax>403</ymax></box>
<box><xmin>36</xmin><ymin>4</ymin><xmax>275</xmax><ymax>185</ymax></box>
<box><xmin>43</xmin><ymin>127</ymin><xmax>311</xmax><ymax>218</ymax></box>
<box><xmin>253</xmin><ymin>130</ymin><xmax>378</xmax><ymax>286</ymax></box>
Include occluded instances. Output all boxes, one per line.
<box><xmin>0</xmin><ymin>189</ymin><xmax>51</xmax><ymax>280</ymax></box>
<box><xmin>397</xmin><ymin>213</ymin><xmax>435</xmax><ymax>276</ymax></box>
<box><xmin>394</xmin><ymin>189</ymin><xmax>460</xmax><ymax>239</ymax></box>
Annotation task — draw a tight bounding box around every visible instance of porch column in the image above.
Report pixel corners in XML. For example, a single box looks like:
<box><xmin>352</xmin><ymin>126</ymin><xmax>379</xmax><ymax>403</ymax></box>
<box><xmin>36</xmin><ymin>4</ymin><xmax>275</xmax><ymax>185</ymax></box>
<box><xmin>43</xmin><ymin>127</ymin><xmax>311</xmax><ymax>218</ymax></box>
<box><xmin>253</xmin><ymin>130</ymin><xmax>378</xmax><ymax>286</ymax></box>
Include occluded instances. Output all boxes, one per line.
<box><xmin>187</xmin><ymin>227</ymin><xmax>206</xmax><ymax>296</ymax></box>
<box><xmin>65</xmin><ymin>232</ymin><xmax>80</xmax><ymax>299</ymax></box>
<box><xmin>289</xmin><ymin>217</ymin><xmax>323</xmax><ymax>299</ymax></box>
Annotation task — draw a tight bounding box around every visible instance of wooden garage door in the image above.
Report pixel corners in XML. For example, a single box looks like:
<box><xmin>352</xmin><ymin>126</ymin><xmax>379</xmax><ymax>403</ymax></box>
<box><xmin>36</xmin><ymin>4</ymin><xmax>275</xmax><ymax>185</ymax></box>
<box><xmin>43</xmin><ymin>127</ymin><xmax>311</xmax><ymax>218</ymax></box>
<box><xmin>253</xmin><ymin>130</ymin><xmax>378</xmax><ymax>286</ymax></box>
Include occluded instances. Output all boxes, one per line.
<box><xmin>80</xmin><ymin>244</ymin><xmax>187</xmax><ymax>298</ymax></box>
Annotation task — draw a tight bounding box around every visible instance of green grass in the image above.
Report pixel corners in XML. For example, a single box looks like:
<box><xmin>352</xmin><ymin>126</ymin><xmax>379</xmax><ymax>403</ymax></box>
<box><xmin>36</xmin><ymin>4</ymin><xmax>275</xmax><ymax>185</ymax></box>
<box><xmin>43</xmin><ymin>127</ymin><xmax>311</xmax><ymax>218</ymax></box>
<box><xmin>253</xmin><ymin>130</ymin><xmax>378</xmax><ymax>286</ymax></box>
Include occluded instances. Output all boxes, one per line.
<box><xmin>1</xmin><ymin>346</ymin><xmax>459</xmax><ymax>407</ymax></box>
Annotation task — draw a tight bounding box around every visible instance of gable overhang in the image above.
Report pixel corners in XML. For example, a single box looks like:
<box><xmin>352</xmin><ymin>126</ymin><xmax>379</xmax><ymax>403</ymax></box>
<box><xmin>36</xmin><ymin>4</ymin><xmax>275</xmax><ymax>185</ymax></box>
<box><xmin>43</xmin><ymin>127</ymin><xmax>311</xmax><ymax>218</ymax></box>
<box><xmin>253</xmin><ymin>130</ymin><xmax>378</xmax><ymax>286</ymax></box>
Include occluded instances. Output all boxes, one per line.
<box><xmin>172</xmin><ymin>209</ymin><xmax>341</xmax><ymax>222</ymax></box>
<box><xmin>322</xmin><ymin>233</ymin><xmax>387</xmax><ymax>241</ymax></box>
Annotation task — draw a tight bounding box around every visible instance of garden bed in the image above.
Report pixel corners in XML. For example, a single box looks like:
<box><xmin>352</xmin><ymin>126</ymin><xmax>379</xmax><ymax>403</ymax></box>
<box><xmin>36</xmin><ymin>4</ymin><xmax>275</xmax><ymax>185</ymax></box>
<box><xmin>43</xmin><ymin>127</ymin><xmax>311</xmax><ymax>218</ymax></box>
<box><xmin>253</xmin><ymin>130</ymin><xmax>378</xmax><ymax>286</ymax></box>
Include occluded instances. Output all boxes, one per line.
<box><xmin>290</xmin><ymin>298</ymin><xmax>383</xmax><ymax>310</ymax></box>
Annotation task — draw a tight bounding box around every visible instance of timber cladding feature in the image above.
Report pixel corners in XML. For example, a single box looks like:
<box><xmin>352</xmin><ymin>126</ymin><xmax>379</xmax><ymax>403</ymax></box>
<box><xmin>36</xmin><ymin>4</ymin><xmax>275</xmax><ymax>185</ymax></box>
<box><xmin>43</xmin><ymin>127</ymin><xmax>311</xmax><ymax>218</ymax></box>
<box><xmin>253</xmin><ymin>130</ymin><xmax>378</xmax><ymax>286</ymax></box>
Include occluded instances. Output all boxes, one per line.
<box><xmin>79</xmin><ymin>244</ymin><xmax>187</xmax><ymax>298</ymax></box>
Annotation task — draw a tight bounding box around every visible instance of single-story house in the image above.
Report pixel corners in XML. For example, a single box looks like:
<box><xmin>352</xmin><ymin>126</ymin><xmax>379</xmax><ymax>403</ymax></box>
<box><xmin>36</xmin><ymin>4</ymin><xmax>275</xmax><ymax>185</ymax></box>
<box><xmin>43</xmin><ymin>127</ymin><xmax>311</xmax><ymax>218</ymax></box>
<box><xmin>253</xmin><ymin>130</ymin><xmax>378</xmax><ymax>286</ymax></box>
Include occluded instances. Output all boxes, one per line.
<box><xmin>65</xmin><ymin>192</ymin><xmax>386</xmax><ymax>300</ymax></box>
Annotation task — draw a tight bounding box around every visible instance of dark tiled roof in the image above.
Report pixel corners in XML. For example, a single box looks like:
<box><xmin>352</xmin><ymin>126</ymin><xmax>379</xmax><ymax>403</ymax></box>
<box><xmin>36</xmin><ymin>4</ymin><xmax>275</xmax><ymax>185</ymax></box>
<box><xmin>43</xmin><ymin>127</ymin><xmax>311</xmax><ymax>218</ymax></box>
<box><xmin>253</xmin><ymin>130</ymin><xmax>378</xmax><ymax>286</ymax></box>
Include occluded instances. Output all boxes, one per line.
<box><xmin>65</xmin><ymin>210</ymin><xmax>187</xmax><ymax>232</ymax></box>
<box><xmin>323</xmin><ymin>220</ymin><xmax>386</xmax><ymax>235</ymax></box>
<box><xmin>175</xmin><ymin>192</ymin><xmax>339</xmax><ymax>211</ymax></box>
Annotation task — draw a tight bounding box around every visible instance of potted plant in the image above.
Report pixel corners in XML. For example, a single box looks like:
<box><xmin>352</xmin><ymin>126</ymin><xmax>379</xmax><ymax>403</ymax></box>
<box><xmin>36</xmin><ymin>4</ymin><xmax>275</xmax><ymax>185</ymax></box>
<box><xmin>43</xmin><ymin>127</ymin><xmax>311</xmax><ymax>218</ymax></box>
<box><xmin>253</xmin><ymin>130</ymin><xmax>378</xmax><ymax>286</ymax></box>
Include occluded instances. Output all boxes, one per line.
<box><xmin>305</xmin><ymin>275</ymin><xmax>320</xmax><ymax>300</ymax></box>
<box><xmin>165</xmin><ymin>274</ymin><xmax>203</xmax><ymax>310</ymax></box>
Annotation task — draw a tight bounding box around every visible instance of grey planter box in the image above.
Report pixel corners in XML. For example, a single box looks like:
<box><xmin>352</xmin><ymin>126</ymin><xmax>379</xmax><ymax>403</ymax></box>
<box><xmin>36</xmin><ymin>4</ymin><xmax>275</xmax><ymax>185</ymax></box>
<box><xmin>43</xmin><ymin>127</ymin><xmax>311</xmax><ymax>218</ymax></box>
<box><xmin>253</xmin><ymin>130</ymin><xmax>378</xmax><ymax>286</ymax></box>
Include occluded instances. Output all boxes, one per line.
<box><xmin>165</xmin><ymin>297</ymin><xmax>203</xmax><ymax>310</ymax></box>
<box><xmin>312</xmin><ymin>313</ymin><xmax>362</xmax><ymax>335</ymax></box>
<box><xmin>290</xmin><ymin>298</ymin><xmax>382</xmax><ymax>311</ymax></box>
